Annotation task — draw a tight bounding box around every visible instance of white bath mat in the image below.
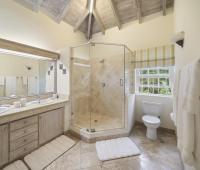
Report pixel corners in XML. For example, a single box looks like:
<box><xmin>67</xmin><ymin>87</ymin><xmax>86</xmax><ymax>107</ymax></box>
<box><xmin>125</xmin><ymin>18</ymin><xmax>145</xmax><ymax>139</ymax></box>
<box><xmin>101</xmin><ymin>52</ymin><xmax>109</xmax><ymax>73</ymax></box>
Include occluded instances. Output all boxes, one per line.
<box><xmin>24</xmin><ymin>135</ymin><xmax>76</xmax><ymax>170</ymax></box>
<box><xmin>96</xmin><ymin>137</ymin><xmax>140</xmax><ymax>161</ymax></box>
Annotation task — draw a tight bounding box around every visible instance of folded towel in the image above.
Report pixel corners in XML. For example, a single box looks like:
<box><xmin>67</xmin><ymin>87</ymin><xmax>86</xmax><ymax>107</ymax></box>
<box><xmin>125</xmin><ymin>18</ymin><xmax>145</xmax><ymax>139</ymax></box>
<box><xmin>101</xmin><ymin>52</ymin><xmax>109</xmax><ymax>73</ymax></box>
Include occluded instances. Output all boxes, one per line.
<box><xmin>0</xmin><ymin>76</ymin><xmax>5</xmax><ymax>85</ymax></box>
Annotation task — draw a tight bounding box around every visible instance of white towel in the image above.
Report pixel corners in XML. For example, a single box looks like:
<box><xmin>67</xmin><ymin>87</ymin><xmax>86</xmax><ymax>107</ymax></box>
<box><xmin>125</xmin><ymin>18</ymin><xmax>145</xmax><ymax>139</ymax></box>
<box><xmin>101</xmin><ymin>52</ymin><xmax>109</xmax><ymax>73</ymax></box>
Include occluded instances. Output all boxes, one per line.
<box><xmin>6</xmin><ymin>76</ymin><xmax>16</xmax><ymax>97</ymax></box>
<box><xmin>176</xmin><ymin>59</ymin><xmax>200</xmax><ymax>166</ymax></box>
<box><xmin>173</xmin><ymin>70</ymin><xmax>181</xmax><ymax>126</ymax></box>
<box><xmin>23</xmin><ymin>76</ymin><xmax>28</xmax><ymax>85</ymax></box>
<box><xmin>182</xmin><ymin>61</ymin><xmax>200</xmax><ymax>115</ymax></box>
<box><xmin>0</xmin><ymin>76</ymin><xmax>5</xmax><ymax>85</ymax></box>
<box><xmin>28</xmin><ymin>76</ymin><xmax>39</xmax><ymax>95</ymax></box>
<box><xmin>45</xmin><ymin>72</ymin><xmax>54</xmax><ymax>93</ymax></box>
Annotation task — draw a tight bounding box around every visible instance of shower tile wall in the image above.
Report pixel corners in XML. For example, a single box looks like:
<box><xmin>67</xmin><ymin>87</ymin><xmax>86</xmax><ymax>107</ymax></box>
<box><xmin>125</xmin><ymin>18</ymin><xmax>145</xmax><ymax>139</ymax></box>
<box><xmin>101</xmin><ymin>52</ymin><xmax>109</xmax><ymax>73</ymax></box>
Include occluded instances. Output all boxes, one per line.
<box><xmin>71</xmin><ymin>44</ymin><xmax>134</xmax><ymax>132</ymax></box>
<box><xmin>90</xmin><ymin>49</ymin><xmax>125</xmax><ymax>130</ymax></box>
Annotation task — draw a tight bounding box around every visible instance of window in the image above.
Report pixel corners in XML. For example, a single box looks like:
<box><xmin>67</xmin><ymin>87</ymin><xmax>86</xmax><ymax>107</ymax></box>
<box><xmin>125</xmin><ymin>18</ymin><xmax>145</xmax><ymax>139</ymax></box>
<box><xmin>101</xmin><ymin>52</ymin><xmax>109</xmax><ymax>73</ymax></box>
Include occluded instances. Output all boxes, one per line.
<box><xmin>135</xmin><ymin>66</ymin><xmax>174</xmax><ymax>96</ymax></box>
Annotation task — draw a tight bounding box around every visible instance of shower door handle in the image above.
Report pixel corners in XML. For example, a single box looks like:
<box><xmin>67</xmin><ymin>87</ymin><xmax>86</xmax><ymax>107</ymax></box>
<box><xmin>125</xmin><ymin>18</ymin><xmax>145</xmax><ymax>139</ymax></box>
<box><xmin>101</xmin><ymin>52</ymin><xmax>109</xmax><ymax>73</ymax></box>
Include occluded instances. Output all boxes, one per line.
<box><xmin>120</xmin><ymin>79</ymin><xmax>124</xmax><ymax>86</ymax></box>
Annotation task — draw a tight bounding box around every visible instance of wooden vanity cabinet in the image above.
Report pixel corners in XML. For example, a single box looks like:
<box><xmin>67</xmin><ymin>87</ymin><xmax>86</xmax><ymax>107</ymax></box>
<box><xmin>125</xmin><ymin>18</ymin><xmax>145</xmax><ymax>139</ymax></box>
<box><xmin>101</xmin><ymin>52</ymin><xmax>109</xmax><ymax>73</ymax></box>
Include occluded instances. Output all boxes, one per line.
<box><xmin>0</xmin><ymin>105</ymin><xmax>65</xmax><ymax>168</ymax></box>
<box><xmin>9</xmin><ymin>116</ymin><xmax>38</xmax><ymax>161</ymax></box>
<box><xmin>39</xmin><ymin>108</ymin><xmax>64</xmax><ymax>145</ymax></box>
<box><xmin>0</xmin><ymin>124</ymin><xmax>9</xmax><ymax>167</ymax></box>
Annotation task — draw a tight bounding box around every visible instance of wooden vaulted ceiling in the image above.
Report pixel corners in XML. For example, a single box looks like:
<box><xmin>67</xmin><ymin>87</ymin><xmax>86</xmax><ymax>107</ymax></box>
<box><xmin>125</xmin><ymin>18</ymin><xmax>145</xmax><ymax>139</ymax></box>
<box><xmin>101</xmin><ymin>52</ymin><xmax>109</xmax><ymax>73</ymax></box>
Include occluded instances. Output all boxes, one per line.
<box><xmin>15</xmin><ymin>0</ymin><xmax>174</xmax><ymax>39</ymax></box>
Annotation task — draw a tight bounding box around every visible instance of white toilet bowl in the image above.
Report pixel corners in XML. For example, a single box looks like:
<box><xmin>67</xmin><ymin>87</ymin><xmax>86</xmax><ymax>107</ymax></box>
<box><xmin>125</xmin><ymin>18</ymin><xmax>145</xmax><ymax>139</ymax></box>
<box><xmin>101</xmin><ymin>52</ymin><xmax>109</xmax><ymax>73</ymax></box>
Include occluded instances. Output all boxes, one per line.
<box><xmin>142</xmin><ymin>115</ymin><xmax>160</xmax><ymax>140</ymax></box>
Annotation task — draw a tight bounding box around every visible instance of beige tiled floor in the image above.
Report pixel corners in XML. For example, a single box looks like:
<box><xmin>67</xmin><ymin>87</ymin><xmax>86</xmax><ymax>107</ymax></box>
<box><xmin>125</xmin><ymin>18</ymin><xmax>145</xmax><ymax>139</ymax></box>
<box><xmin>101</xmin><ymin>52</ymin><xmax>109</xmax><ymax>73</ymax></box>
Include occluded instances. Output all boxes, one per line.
<box><xmin>45</xmin><ymin>124</ymin><xmax>184</xmax><ymax>170</ymax></box>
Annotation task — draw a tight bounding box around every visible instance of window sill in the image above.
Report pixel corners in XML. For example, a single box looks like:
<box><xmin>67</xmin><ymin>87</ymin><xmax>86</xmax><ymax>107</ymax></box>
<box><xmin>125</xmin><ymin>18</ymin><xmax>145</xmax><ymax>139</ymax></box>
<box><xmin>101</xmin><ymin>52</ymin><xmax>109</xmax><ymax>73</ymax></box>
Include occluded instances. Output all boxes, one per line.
<box><xmin>135</xmin><ymin>93</ymin><xmax>173</xmax><ymax>98</ymax></box>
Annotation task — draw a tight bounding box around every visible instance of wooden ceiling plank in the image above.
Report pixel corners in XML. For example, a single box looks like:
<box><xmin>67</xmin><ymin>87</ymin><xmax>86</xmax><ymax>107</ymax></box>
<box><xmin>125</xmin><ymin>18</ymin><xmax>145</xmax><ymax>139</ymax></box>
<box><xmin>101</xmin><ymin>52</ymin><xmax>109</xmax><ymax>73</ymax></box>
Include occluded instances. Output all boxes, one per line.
<box><xmin>33</xmin><ymin>0</ymin><xmax>44</xmax><ymax>11</ymax></box>
<box><xmin>135</xmin><ymin>0</ymin><xmax>142</xmax><ymax>24</ymax></box>
<box><xmin>87</xmin><ymin>0</ymin><xmax>96</xmax><ymax>39</ymax></box>
<box><xmin>87</xmin><ymin>13</ymin><xmax>93</xmax><ymax>39</ymax></box>
<box><xmin>56</xmin><ymin>0</ymin><xmax>71</xmax><ymax>23</ymax></box>
<box><xmin>74</xmin><ymin>10</ymin><xmax>89</xmax><ymax>32</ymax></box>
<box><xmin>93</xmin><ymin>9</ymin><xmax>105</xmax><ymax>34</ymax></box>
<box><xmin>162</xmin><ymin>0</ymin><xmax>167</xmax><ymax>16</ymax></box>
<box><xmin>107</xmin><ymin>0</ymin><xmax>121</xmax><ymax>29</ymax></box>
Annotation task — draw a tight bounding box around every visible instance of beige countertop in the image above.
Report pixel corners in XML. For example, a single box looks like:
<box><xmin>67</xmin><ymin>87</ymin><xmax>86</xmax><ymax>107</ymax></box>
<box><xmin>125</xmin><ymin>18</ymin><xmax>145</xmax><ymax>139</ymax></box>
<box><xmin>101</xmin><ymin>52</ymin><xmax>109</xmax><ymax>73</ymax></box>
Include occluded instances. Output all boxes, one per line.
<box><xmin>0</xmin><ymin>97</ymin><xmax>69</xmax><ymax>124</ymax></box>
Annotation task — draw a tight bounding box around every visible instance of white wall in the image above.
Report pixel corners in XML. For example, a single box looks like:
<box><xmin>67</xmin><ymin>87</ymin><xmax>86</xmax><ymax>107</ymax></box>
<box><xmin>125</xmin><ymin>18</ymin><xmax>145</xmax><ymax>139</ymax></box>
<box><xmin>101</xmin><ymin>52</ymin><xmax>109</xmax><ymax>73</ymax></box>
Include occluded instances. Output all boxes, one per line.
<box><xmin>92</xmin><ymin>9</ymin><xmax>174</xmax><ymax>50</ymax></box>
<box><xmin>135</xmin><ymin>95</ymin><xmax>174</xmax><ymax>129</ymax></box>
<box><xmin>174</xmin><ymin>0</ymin><xmax>200</xmax><ymax>69</ymax></box>
<box><xmin>57</xmin><ymin>47</ymin><xmax>71</xmax><ymax>96</ymax></box>
<box><xmin>0</xmin><ymin>0</ymin><xmax>86</xmax><ymax>51</ymax></box>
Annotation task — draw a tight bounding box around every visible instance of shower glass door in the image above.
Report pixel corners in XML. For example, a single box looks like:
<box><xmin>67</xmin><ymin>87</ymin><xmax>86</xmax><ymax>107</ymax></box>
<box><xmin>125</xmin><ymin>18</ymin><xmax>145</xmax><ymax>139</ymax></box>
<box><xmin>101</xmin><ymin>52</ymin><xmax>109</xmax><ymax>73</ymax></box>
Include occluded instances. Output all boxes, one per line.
<box><xmin>71</xmin><ymin>44</ymin><xmax>91</xmax><ymax>130</ymax></box>
<box><xmin>90</xmin><ymin>43</ymin><xmax>125</xmax><ymax>131</ymax></box>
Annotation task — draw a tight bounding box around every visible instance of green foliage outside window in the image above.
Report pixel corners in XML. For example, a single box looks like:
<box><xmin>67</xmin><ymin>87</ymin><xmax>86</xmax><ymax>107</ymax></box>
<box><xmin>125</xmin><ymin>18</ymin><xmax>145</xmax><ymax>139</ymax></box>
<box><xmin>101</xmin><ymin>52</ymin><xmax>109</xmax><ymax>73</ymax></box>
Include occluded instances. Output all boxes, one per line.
<box><xmin>137</xmin><ymin>67</ymin><xmax>173</xmax><ymax>96</ymax></box>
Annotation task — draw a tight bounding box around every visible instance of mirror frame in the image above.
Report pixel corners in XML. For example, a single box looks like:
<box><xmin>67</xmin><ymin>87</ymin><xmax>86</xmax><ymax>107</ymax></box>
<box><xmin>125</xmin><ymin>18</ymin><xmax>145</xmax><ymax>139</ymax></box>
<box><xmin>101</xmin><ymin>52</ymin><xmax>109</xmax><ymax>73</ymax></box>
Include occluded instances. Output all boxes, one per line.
<box><xmin>0</xmin><ymin>38</ymin><xmax>59</xmax><ymax>101</ymax></box>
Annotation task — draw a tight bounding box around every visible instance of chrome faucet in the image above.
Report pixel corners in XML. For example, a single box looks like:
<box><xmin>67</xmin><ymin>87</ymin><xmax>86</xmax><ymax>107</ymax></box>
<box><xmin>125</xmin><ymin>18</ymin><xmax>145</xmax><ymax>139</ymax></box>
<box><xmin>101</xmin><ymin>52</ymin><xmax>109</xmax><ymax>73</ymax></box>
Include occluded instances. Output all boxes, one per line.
<box><xmin>37</xmin><ymin>95</ymin><xmax>41</xmax><ymax>104</ymax></box>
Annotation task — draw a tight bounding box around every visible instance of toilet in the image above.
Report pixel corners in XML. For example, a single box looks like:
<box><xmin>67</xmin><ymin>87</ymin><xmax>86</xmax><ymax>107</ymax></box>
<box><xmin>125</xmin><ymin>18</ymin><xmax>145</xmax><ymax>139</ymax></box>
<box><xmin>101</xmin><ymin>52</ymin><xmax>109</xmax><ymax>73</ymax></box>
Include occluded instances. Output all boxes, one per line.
<box><xmin>142</xmin><ymin>101</ymin><xmax>161</xmax><ymax>140</ymax></box>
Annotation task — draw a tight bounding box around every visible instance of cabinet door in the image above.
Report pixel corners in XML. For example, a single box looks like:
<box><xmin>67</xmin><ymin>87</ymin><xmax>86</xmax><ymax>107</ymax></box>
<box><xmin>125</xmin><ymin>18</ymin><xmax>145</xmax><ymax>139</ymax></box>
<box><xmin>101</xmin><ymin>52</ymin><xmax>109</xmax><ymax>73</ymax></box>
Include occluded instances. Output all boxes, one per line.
<box><xmin>0</xmin><ymin>124</ymin><xmax>9</xmax><ymax>167</ymax></box>
<box><xmin>39</xmin><ymin>108</ymin><xmax>64</xmax><ymax>145</ymax></box>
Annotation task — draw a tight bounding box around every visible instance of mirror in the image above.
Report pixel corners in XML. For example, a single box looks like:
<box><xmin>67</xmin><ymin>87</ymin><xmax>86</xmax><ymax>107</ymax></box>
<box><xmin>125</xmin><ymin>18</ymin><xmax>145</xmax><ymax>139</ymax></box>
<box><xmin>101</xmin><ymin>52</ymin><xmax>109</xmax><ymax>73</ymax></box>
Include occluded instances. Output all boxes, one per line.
<box><xmin>0</xmin><ymin>52</ymin><xmax>56</xmax><ymax>100</ymax></box>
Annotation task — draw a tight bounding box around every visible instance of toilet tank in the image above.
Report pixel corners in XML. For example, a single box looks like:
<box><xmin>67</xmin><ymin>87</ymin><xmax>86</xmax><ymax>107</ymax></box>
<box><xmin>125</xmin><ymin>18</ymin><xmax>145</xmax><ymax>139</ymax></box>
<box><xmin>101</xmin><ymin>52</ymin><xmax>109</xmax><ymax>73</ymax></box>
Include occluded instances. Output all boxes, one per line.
<box><xmin>142</xmin><ymin>101</ymin><xmax>161</xmax><ymax>117</ymax></box>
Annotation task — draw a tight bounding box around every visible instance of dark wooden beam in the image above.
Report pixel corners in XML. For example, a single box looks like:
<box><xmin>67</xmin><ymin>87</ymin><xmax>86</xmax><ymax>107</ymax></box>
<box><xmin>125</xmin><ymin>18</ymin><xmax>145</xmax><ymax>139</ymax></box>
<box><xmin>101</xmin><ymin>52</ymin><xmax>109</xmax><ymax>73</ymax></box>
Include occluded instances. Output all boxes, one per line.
<box><xmin>108</xmin><ymin>0</ymin><xmax>121</xmax><ymax>29</ymax></box>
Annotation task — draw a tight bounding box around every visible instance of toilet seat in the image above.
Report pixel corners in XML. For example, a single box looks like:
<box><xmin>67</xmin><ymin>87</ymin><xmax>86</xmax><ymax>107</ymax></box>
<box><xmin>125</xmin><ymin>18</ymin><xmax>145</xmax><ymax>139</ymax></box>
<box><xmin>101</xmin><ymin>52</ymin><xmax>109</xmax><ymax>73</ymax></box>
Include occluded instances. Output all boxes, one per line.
<box><xmin>142</xmin><ymin>115</ymin><xmax>160</xmax><ymax>124</ymax></box>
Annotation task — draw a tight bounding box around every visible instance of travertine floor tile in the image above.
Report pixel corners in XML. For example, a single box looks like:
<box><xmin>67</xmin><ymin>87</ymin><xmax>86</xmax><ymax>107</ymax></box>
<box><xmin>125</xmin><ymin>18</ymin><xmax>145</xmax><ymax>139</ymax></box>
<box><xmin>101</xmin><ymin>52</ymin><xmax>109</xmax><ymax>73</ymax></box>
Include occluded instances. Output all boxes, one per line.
<box><xmin>44</xmin><ymin>124</ymin><xmax>183</xmax><ymax>170</ymax></box>
<box><xmin>80</xmin><ymin>141</ymin><xmax>96</xmax><ymax>154</ymax></box>
<box><xmin>81</xmin><ymin>166</ymin><xmax>101</xmax><ymax>170</ymax></box>
<box><xmin>80</xmin><ymin>152</ymin><xmax>101</xmax><ymax>169</ymax></box>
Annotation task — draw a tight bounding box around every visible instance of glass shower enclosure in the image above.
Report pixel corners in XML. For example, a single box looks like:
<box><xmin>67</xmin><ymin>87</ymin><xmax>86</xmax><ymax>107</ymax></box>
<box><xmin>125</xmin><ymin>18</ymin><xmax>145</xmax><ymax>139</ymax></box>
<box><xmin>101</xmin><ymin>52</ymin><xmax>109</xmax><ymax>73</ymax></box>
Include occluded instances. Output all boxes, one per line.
<box><xmin>70</xmin><ymin>42</ymin><xmax>134</xmax><ymax>133</ymax></box>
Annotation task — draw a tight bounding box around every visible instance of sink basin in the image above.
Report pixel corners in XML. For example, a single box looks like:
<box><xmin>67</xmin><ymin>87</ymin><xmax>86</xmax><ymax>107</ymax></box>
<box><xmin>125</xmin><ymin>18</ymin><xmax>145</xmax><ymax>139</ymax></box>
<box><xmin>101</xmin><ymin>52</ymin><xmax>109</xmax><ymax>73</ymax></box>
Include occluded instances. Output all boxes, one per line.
<box><xmin>26</xmin><ymin>98</ymin><xmax>54</xmax><ymax>106</ymax></box>
<box><xmin>0</xmin><ymin>106</ymin><xmax>10</xmax><ymax>114</ymax></box>
<box><xmin>39</xmin><ymin>98</ymin><xmax>54</xmax><ymax>105</ymax></box>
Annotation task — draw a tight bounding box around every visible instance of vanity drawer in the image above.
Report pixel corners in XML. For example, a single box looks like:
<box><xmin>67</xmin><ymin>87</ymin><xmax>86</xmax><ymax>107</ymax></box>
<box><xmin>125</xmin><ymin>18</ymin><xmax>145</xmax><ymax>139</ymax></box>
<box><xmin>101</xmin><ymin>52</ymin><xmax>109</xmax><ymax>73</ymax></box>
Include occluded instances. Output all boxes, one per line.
<box><xmin>10</xmin><ymin>124</ymin><xmax>38</xmax><ymax>141</ymax></box>
<box><xmin>10</xmin><ymin>132</ymin><xmax>38</xmax><ymax>151</ymax></box>
<box><xmin>10</xmin><ymin>140</ymin><xmax>38</xmax><ymax>161</ymax></box>
<box><xmin>10</xmin><ymin>116</ymin><xmax>38</xmax><ymax>131</ymax></box>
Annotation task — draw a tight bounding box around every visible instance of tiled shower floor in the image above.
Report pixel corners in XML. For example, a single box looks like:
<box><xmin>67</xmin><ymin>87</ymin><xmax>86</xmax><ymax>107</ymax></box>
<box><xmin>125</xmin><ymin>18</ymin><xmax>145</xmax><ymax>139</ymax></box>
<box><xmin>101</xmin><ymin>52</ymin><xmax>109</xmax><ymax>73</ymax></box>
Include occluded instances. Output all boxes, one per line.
<box><xmin>72</xmin><ymin>113</ymin><xmax>124</xmax><ymax>131</ymax></box>
<box><xmin>45</xmin><ymin>124</ymin><xmax>183</xmax><ymax>170</ymax></box>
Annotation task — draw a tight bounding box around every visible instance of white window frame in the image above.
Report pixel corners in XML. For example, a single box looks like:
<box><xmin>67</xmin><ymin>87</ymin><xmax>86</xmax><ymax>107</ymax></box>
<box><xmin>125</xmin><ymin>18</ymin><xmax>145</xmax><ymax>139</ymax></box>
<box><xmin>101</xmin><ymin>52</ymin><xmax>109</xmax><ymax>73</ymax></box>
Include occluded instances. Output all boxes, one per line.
<box><xmin>135</xmin><ymin>66</ymin><xmax>174</xmax><ymax>96</ymax></box>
